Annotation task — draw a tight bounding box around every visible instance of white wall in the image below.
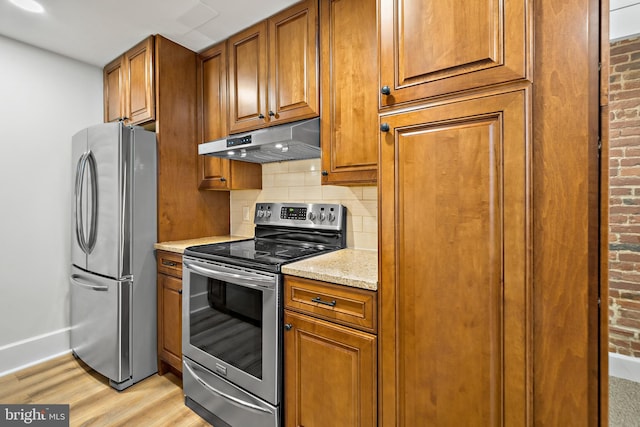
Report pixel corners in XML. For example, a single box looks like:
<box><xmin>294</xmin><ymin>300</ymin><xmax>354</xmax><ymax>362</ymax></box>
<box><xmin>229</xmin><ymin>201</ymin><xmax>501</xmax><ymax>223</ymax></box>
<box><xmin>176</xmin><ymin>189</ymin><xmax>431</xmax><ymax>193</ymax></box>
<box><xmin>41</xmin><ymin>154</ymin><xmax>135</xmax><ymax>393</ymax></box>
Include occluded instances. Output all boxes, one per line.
<box><xmin>0</xmin><ymin>35</ymin><xmax>102</xmax><ymax>375</ymax></box>
<box><xmin>611</xmin><ymin>0</ymin><xmax>640</xmax><ymax>40</ymax></box>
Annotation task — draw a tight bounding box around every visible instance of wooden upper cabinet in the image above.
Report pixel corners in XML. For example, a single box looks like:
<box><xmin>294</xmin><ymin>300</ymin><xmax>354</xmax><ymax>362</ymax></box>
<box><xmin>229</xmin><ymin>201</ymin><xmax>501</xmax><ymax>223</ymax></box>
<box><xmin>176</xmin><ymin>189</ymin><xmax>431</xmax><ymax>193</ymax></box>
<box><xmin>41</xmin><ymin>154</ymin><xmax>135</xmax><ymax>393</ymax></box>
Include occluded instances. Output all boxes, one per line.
<box><xmin>378</xmin><ymin>0</ymin><xmax>528</xmax><ymax>107</ymax></box>
<box><xmin>320</xmin><ymin>0</ymin><xmax>378</xmax><ymax>185</ymax></box>
<box><xmin>197</xmin><ymin>42</ymin><xmax>262</xmax><ymax>191</ymax></box>
<box><xmin>228</xmin><ymin>0</ymin><xmax>319</xmax><ymax>134</ymax></box>
<box><xmin>103</xmin><ymin>36</ymin><xmax>155</xmax><ymax>125</ymax></box>
<box><xmin>104</xmin><ymin>59</ymin><xmax>125</xmax><ymax>123</ymax></box>
<box><xmin>268</xmin><ymin>0</ymin><xmax>319</xmax><ymax>125</ymax></box>
<box><xmin>228</xmin><ymin>22</ymin><xmax>268</xmax><ymax>134</ymax></box>
<box><xmin>124</xmin><ymin>37</ymin><xmax>155</xmax><ymax>125</ymax></box>
<box><xmin>378</xmin><ymin>90</ymin><xmax>529</xmax><ymax>425</ymax></box>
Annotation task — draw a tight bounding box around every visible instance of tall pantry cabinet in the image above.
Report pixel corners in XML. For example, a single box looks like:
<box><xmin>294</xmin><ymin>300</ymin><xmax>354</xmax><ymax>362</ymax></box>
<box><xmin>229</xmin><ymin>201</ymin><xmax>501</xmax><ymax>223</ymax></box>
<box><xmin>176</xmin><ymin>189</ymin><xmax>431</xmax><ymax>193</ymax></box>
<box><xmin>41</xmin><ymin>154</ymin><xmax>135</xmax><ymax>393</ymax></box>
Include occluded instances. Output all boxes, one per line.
<box><xmin>377</xmin><ymin>0</ymin><xmax>604</xmax><ymax>425</ymax></box>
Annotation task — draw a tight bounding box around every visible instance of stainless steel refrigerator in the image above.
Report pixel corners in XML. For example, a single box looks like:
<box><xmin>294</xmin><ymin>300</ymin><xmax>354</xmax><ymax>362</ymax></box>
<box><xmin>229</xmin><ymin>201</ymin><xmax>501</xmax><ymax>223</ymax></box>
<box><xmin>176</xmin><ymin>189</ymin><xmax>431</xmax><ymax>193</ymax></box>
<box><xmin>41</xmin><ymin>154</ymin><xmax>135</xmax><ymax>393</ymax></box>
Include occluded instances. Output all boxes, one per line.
<box><xmin>70</xmin><ymin>122</ymin><xmax>157</xmax><ymax>390</ymax></box>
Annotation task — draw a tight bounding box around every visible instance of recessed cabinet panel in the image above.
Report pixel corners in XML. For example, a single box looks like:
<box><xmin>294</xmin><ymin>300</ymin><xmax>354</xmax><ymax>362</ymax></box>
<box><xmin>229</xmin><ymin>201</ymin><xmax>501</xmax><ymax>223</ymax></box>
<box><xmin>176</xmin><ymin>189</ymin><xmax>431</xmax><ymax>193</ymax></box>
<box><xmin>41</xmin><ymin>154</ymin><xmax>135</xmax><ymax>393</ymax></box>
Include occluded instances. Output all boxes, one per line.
<box><xmin>268</xmin><ymin>0</ymin><xmax>319</xmax><ymax>124</ymax></box>
<box><xmin>228</xmin><ymin>23</ymin><xmax>268</xmax><ymax>134</ymax></box>
<box><xmin>124</xmin><ymin>37</ymin><xmax>155</xmax><ymax>125</ymax></box>
<box><xmin>284</xmin><ymin>310</ymin><xmax>376</xmax><ymax>427</ymax></box>
<box><xmin>379</xmin><ymin>0</ymin><xmax>528</xmax><ymax>107</ymax></box>
<box><xmin>104</xmin><ymin>61</ymin><xmax>124</xmax><ymax>123</ymax></box>
<box><xmin>320</xmin><ymin>0</ymin><xmax>378</xmax><ymax>185</ymax></box>
<box><xmin>379</xmin><ymin>90</ymin><xmax>529</xmax><ymax>425</ymax></box>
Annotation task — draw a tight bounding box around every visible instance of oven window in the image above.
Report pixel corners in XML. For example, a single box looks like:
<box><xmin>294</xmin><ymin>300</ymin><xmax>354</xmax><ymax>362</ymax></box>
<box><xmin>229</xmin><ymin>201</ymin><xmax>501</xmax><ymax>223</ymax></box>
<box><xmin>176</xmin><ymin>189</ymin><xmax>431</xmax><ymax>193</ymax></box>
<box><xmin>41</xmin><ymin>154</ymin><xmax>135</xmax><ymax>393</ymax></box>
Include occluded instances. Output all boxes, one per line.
<box><xmin>189</xmin><ymin>277</ymin><xmax>263</xmax><ymax>379</ymax></box>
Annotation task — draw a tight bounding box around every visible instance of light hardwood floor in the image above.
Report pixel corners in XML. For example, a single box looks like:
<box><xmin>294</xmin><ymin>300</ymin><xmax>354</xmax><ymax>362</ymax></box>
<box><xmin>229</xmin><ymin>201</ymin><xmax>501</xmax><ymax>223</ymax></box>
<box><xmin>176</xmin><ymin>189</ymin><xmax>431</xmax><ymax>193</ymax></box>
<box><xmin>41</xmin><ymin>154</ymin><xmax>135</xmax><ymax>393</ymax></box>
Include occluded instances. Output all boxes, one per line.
<box><xmin>0</xmin><ymin>354</ymin><xmax>211</xmax><ymax>426</ymax></box>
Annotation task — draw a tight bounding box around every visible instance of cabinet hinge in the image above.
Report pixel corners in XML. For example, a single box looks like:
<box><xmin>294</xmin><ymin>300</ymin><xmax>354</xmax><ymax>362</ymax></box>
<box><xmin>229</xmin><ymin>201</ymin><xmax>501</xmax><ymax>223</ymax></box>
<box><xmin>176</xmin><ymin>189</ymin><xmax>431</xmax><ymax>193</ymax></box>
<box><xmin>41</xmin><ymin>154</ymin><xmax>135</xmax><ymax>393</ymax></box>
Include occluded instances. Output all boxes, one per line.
<box><xmin>598</xmin><ymin>62</ymin><xmax>602</xmax><ymax>71</ymax></box>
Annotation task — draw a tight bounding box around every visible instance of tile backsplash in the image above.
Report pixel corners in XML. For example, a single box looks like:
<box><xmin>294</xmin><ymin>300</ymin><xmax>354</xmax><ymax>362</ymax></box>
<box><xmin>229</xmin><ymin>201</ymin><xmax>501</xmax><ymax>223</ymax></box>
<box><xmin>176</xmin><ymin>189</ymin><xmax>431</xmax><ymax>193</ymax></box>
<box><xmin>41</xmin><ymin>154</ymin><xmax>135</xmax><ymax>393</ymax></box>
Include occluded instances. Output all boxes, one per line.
<box><xmin>230</xmin><ymin>159</ymin><xmax>378</xmax><ymax>250</ymax></box>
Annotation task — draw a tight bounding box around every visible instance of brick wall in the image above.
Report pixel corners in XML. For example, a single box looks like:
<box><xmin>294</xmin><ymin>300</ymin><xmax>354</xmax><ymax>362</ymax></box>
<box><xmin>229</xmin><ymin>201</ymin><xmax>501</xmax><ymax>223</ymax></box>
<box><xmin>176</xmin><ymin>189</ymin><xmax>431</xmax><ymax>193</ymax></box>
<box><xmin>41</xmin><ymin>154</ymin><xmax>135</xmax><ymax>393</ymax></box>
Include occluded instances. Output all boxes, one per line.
<box><xmin>609</xmin><ymin>36</ymin><xmax>640</xmax><ymax>356</ymax></box>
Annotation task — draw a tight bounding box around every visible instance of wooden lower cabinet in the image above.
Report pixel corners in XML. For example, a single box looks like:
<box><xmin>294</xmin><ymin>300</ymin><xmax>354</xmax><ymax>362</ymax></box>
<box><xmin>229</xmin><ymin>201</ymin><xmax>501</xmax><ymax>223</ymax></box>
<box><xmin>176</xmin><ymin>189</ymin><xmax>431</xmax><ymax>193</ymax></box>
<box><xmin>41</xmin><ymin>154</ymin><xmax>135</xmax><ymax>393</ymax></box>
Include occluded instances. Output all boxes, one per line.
<box><xmin>283</xmin><ymin>310</ymin><xmax>376</xmax><ymax>427</ymax></box>
<box><xmin>157</xmin><ymin>250</ymin><xmax>183</xmax><ymax>375</ymax></box>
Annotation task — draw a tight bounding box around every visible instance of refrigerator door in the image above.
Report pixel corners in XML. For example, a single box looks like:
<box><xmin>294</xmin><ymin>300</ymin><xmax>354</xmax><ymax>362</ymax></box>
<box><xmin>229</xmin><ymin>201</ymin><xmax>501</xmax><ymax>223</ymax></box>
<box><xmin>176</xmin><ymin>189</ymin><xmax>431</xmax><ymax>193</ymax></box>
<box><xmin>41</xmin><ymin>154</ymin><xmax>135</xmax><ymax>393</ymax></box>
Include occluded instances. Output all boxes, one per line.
<box><xmin>71</xmin><ymin>128</ymin><xmax>89</xmax><ymax>270</ymax></box>
<box><xmin>85</xmin><ymin>122</ymin><xmax>131</xmax><ymax>279</ymax></box>
<box><xmin>70</xmin><ymin>265</ymin><xmax>131</xmax><ymax>385</ymax></box>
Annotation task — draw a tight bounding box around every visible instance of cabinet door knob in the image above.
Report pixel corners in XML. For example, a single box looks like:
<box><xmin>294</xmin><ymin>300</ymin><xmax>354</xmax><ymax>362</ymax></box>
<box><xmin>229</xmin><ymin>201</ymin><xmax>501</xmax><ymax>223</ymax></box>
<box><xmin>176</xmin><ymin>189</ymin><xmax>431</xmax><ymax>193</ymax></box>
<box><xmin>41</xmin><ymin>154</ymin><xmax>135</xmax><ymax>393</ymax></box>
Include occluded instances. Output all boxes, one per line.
<box><xmin>380</xmin><ymin>123</ymin><xmax>390</xmax><ymax>132</ymax></box>
<box><xmin>321</xmin><ymin>170</ymin><xmax>329</xmax><ymax>176</ymax></box>
<box><xmin>268</xmin><ymin>110</ymin><xmax>275</xmax><ymax>117</ymax></box>
<box><xmin>178</xmin><ymin>289</ymin><xmax>183</xmax><ymax>295</ymax></box>
<box><xmin>220</xmin><ymin>177</ymin><xmax>227</xmax><ymax>182</ymax></box>
<box><xmin>381</xmin><ymin>85</ymin><xmax>391</xmax><ymax>95</ymax></box>
<box><xmin>258</xmin><ymin>113</ymin><xmax>265</xmax><ymax>119</ymax></box>
<box><xmin>284</xmin><ymin>323</ymin><xmax>293</xmax><ymax>331</ymax></box>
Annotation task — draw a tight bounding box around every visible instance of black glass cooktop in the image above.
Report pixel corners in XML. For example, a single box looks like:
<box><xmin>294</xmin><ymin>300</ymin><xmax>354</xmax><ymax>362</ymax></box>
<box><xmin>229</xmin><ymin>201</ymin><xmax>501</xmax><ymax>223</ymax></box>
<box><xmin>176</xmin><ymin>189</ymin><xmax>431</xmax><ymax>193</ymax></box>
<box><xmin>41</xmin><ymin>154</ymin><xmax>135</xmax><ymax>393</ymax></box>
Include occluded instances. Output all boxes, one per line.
<box><xmin>184</xmin><ymin>238</ymin><xmax>338</xmax><ymax>273</ymax></box>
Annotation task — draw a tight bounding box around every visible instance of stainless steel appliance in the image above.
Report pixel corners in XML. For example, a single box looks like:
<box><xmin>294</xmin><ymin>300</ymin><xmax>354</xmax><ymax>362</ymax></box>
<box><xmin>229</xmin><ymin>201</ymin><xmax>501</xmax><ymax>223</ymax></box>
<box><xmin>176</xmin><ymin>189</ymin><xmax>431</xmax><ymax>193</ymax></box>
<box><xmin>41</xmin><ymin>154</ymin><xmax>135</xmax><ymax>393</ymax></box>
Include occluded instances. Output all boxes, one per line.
<box><xmin>70</xmin><ymin>122</ymin><xmax>157</xmax><ymax>391</ymax></box>
<box><xmin>182</xmin><ymin>202</ymin><xmax>347</xmax><ymax>427</ymax></box>
<box><xmin>198</xmin><ymin>118</ymin><xmax>319</xmax><ymax>163</ymax></box>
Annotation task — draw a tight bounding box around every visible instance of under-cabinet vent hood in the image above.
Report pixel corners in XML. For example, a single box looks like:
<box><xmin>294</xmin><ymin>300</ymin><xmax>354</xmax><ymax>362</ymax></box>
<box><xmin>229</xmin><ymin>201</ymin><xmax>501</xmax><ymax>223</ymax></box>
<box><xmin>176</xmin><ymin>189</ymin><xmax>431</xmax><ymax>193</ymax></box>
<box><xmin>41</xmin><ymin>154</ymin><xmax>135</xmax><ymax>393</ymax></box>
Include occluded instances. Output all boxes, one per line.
<box><xmin>198</xmin><ymin>118</ymin><xmax>320</xmax><ymax>164</ymax></box>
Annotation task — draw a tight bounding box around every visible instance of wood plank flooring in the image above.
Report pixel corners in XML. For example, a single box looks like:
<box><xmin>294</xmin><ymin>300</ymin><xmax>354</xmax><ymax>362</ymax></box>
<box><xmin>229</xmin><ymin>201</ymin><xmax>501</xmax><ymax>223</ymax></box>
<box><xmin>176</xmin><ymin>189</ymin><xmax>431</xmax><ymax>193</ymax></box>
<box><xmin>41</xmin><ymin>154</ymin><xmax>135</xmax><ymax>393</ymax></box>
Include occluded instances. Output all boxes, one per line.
<box><xmin>0</xmin><ymin>354</ymin><xmax>211</xmax><ymax>426</ymax></box>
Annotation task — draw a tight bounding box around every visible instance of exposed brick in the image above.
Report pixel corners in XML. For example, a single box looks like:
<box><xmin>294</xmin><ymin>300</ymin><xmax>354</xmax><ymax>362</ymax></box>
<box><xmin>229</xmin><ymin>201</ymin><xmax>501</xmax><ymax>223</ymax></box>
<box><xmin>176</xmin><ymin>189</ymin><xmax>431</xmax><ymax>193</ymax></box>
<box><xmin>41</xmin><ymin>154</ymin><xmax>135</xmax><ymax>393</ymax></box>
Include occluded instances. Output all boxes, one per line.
<box><xmin>611</xmin><ymin>54</ymin><xmax>631</xmax><ymax>65</ymax></box>
<box><xmin>619</xmin><ymin>253</ymin><xmax>640</xmax><ymax>262</ymax></box>
<box><xmin>610</xmin><ymin>118</ymin><xmax>640</xmax><ymax>129</ymax></box>
<box><xmin>610</xmin><ymin>325</ymin><xmax>637</xmax><ymax>337</ymax></box>
<box><xmin>624</xmin><ymin>80</ymin><xmax>640</xmax><ymax>90</ymax></box>
<box><xmin>611</xmin><ymin>41</ymin><xmax>640</xmax><ymax>56</ymax></box>
<box><xmin>620</xmin><ymin>158</ymin><xmax>640</xmax><ymax>166</ymax></box>
<box><xmin>621</xmin><ymin>127</ymin><xmax>640</xmax><ymax>137</ymax></box>
<box><xmin>611</xmin><ymin>89</ymin><xmax>640</xmax><ymax>101</ymax></box>
<box><xmin>611</xmin><ymin>188</ymin><xmax>632</xmax><ymax>196</ymax></box>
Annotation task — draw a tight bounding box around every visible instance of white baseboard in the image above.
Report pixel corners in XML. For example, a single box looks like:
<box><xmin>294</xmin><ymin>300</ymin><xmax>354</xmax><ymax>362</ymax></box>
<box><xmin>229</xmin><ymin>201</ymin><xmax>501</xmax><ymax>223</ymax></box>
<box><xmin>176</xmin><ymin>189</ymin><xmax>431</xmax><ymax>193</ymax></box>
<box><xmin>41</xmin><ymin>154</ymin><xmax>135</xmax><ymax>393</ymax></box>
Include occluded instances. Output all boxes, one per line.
<box><xmin>610</xmin><ymin>352</ymin><xmax>640</xmax><ymax>383</ymax></box>
<box><xmin>0</xmin><ymin>328</ymin><xmax>71</xmax><ymax>377</ymax></box>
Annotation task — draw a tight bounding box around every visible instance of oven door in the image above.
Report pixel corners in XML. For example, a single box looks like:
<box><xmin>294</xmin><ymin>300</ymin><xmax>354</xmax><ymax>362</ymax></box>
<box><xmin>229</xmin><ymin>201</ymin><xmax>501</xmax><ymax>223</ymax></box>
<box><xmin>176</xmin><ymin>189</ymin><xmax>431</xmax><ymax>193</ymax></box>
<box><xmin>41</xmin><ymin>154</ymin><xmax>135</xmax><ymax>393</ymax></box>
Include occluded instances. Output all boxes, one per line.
<box><xmin>182</xmin><ymin>256</ymin><xmax>280</xmax><ymax>406</ymax></box>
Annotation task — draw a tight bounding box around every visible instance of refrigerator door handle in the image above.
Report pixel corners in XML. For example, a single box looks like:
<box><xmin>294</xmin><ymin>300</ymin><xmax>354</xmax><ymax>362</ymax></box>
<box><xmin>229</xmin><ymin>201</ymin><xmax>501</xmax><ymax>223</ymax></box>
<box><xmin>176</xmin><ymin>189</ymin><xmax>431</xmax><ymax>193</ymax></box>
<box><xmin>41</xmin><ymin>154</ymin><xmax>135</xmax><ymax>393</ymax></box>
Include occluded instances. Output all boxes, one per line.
<box><xmin>85</xmin><ymin>151</ymin><xmax>98</xmax><ymax>253</ymax></box>
<box><xmin>75</xmin><ymin>152</ymin><xmax>89</xmax><ymax>254</ymax></box>
<box><xmin>70</xmin><ymin>274</ymin><xmax>109</xmax><ymax>292</ymax></box>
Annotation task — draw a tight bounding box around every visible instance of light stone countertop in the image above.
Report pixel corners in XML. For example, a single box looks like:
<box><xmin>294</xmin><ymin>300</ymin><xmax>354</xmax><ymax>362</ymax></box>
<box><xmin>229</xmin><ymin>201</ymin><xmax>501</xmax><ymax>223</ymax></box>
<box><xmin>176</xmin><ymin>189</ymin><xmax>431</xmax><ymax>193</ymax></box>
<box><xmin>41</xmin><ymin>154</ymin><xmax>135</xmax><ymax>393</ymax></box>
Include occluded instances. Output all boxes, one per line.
<box><xmin>154</xmin><ymin>235</ymin><xmax>250</xmax><ymax>254</ymax></box>
<box><xmin>281</xmin><ymin>248</ymin><xmax>378</xmax><ymax>291</ymax></box>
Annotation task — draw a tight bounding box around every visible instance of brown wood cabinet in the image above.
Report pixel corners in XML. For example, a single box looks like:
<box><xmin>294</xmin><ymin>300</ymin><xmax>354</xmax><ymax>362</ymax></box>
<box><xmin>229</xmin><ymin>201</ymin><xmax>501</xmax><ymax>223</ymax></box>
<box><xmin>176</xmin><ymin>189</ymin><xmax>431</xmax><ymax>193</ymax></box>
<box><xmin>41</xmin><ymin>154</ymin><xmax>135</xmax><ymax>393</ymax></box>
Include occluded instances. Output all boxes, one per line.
<box><xmin>378</xmin><ymin>0</ymin><xmax>527</xmax><ymax>108</ymax></box>
<box><xmin>157</xmin><ymin>250</ymin><xmax>183</xmax><ymax>375</ymax></box>
<box><xmin>377</xmin><ymin>0</ymin><xmax>603</xmax><ymax>424</ymax></box>
<box><xmin>103</xmin><ymin>36</ymin><xmax>155</xmax><ymax>125</ymax></box>
<box><xmin>197</xmin><ymin>42</ymin><xmax>262</xmax><ymax>191</ymax></box>
<box><xmin>283</xmin><ymin>276</ymin><xmax>377</xmax><ymax>427</ymax></box>
<box><xmin>320</xmin><ymin>0</ymin><xmax>378</xmax><ymax>185</ymax></box>
<box><xmin>379</xmin><ymin>89</ymin><xmax>528</xmax><ymax>425</ymax></box>
<box><xmin>228</xmin><ymin>0</ymin><xmax>318</xmax><ymax>134</ymax></box>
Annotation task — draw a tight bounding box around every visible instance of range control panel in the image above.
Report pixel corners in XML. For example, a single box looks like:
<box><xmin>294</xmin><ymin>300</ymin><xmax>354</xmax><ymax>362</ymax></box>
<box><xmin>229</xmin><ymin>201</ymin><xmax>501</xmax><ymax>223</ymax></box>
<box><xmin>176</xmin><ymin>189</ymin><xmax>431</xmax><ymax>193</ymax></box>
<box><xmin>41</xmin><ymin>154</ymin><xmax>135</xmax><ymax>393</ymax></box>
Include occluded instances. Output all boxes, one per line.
<box><xmin>254</xmin><ymin>202</ymin><xmax>346</xmax><ymax>230</ymax></box>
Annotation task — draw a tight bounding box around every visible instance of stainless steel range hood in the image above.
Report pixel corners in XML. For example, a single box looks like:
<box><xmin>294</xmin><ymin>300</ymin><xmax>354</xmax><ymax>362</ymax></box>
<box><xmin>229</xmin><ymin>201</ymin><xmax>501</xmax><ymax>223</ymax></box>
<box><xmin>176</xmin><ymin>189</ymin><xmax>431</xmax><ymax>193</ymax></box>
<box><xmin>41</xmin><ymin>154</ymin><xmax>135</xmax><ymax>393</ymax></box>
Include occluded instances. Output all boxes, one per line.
<box><xmin>198</xmin><ymin>118</ymin><xmax>320</xmax><ymax>164</ymax></box>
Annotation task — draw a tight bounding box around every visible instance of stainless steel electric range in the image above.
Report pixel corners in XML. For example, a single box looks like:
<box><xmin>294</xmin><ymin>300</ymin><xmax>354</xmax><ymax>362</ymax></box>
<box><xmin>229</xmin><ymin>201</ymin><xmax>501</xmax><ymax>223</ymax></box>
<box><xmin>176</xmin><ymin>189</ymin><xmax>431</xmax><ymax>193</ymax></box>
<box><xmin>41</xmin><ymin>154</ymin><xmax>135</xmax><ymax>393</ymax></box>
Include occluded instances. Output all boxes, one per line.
<box><xmin>181</xmin><ymin>202</ymin><xmax>347</xmax><ymax>427</ymax></box>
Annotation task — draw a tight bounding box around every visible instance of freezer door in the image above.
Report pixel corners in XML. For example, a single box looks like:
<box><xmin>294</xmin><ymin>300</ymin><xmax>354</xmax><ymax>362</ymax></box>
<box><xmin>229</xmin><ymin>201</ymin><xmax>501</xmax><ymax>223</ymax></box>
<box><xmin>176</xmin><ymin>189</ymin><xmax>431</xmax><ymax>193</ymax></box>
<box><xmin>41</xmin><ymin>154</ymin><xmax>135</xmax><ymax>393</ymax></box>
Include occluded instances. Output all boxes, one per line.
<box><xmin>70</xmin><ymin>266</ymin><xmax>131</xmax><ymax>384</ymax></box>
<box><xmin>85</xmin><ymin>122</ymin><xmax>130</xmax><ymax>279</ymax></box>
<box><xmin>71</xmin><ymin>128</ymin><xmax>89</xmax><ymax>270</ymax></box>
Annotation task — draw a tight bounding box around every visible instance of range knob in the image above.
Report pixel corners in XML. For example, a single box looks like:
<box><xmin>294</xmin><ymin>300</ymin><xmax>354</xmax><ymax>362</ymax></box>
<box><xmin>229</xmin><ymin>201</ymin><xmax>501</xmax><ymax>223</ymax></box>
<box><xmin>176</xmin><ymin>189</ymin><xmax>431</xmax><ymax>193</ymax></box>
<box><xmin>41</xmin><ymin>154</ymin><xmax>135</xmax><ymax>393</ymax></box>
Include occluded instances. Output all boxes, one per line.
<box><xmin>328</xmin><ymin>212</ymin><xmax>336</xmax><ymax>222</ymax></box>
<box><xmin>265</xmin><ymin>210</ymin><xmax>272</xmax><ymax>218</ymax></box>
<box><xmin>308</xmin><ymin>212</ymin><xmax>316</xmax><ymax>221</ymax></box>
<box><xmin>256</xmin><ymin>210</ymin><xmax>265</xmax><ymax>218</ymax></box>
<box><xmin>319</xmin><ymin>212</ymin><xmax>326</xmax><ymax>221</ymax></box>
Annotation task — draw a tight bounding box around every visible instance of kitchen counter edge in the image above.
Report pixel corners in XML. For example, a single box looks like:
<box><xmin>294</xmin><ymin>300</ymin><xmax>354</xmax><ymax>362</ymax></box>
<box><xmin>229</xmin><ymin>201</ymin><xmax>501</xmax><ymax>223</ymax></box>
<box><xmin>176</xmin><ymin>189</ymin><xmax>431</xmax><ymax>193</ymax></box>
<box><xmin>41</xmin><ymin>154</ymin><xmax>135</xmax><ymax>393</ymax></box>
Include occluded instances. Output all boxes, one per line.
<box><xmin>281</xmin><ymin>248</ymin><xmax>378</xmax><ymax>291</ymax></box>
<box><xmin>154</xmin><ymin>235</ymin><xmax>250</xmax><ymax>254</ymax></box>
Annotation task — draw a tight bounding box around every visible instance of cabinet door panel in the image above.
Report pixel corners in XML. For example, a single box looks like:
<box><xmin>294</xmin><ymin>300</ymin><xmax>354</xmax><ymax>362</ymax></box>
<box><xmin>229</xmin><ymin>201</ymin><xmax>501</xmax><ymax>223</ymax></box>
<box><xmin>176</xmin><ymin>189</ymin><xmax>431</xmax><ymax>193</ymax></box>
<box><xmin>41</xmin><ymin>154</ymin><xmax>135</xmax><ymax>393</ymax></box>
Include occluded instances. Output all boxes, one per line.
<box><xmin>198</xmin><ymin>42</ymin><xmax>232</xmax><ymax>190</ymax></box>
<box><xmin>228</xmin><ymin>22</ymin><xmax>268</xmax><ymax>134</ymax></box>
<box><xmin>268</xmin><ymin>0</ymin><xmax>319</xmax><ymax>124</ymax></box>
<box><xmin>379</xmin><ymin>90</ymin><xmax>529</xmax><ymax>426</ymax></box>
<box><xmin>158</xmin><ymin>273</ymin><xmax>182</xmax><ymax>373</ymax></box>
<box><xmin>284</xmin><ymin>310</ymin><xmax>376</xmax><ymax>427</ymax></box>
<box><xmin>379</xmin><ymin>0</ymin><xmax>528</xmax><ymax>107</ymax></box>
<box><xmin>125</xmin><ymin>37</ymin><xmax>155</xmax><ymax>125</ymax></box>
<box><xmin>104</xmin><ymin>59</ymin><xmax>124</xmax><ymax>123</ymax></box>
<box><xmin>320</xmin><ymin>0</ymin><xmax>378</xmax><ymax>185</ymax></box>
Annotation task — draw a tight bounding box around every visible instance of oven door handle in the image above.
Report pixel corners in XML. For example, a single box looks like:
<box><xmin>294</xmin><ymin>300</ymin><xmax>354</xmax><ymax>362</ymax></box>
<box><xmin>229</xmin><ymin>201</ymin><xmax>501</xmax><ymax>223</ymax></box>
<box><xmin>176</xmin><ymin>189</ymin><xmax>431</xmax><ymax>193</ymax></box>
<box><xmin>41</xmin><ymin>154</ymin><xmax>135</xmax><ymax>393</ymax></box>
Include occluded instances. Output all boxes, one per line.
<box><xmin>183</xmin><ymin>360</ymin><xmax>274</xmax><ymax>415</ymax></box>
<box><xmin>183</xmin><ymin>260</ymin><xmax>275</xmax><ymax>289</ymax></box>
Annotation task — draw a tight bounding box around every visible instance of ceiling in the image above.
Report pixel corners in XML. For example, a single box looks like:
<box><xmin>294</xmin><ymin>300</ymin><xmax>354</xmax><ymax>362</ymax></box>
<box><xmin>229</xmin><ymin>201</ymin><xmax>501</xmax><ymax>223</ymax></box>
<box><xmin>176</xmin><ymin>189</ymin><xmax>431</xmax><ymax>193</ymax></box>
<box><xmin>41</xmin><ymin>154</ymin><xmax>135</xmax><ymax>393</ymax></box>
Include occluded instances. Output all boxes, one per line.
<box><xmin>0</xmin><ymin>0</ymin><xmax>300</xmax><ymax>67</ymax></box>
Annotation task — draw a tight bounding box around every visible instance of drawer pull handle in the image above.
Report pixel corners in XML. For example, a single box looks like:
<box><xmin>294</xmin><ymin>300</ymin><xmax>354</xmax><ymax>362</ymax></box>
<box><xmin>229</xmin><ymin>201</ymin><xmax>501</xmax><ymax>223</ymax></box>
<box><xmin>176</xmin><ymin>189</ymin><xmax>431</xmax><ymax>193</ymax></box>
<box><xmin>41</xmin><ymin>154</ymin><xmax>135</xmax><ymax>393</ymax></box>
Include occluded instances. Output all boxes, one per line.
<box><xmin>162</xmin><ymin>260</ymin><xmax>177</xmax><ymax>267</ymax></box>
<box><xmin>311</xmin><ymin>296</ymin><xmax>336</xmax><ymax>307</ymax></box>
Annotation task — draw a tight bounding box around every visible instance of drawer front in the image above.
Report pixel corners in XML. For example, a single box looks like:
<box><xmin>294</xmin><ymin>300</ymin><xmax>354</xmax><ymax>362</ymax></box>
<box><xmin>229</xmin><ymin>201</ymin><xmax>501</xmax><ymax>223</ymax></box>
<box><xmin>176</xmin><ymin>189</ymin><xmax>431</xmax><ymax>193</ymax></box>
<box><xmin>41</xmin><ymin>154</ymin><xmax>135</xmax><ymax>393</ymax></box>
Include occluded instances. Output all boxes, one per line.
<box><xmin>157</xmin><ymin>251</ymin><xmax>183</xmax><ymax>278</ymax></box>
<box><xmin>284</xmin><ymin>276</ymin><xmax>377</xmax><ymax>333</ymax></box>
